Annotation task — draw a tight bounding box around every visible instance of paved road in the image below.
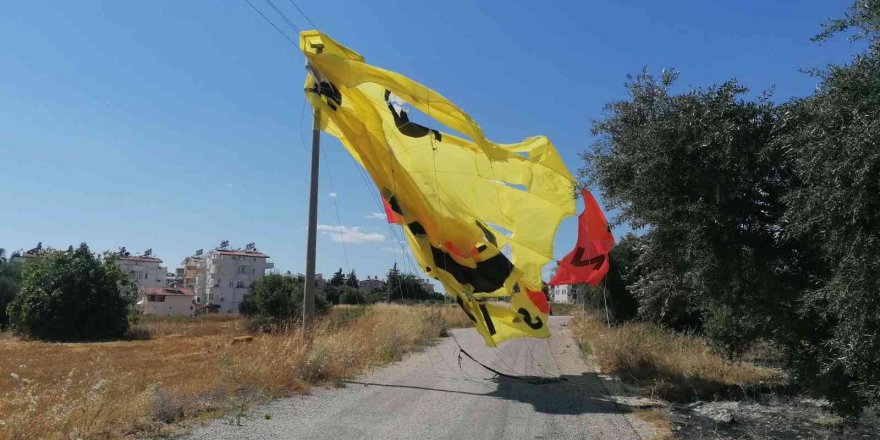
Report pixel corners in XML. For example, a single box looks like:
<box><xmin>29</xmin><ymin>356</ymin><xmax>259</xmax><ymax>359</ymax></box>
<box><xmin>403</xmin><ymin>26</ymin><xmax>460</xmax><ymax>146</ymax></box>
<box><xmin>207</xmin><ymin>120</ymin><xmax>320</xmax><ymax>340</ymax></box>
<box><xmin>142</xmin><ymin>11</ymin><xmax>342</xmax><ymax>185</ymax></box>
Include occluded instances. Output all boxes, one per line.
<box><xmin>186</xmin><ymin>316</ymin><xmax>653</xmax><ymax>440</ymax></box>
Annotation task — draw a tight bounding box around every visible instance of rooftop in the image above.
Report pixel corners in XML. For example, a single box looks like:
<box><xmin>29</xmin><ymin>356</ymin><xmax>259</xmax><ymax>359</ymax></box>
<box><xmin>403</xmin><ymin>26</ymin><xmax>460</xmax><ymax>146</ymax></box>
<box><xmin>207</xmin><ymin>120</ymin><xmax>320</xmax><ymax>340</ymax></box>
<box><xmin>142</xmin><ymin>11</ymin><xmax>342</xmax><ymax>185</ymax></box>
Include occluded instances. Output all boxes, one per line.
<box><xmin>141</xmin><ymin>287</ymin><xmax>194</xmax><ymax>296</ymax></box>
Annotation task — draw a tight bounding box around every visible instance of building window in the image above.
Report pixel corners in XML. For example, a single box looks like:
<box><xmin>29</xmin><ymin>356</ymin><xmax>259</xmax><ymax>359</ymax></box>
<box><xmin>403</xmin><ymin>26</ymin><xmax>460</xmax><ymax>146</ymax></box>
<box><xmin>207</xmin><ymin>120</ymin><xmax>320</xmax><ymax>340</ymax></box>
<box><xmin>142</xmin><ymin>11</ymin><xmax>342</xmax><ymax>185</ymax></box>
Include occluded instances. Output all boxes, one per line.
<box><xmin>147</xmin><ymin>295</ymin><xmax>165</xmax><ymax>302</ymax></box>
<box><xmin>229</xmin><ymin>281</ymin><xmax>233</xmax><ymax>288</ymax></box>
<box><xmin>236</xmin><ymin>281</ymin><xmax>245</xmax><ymax>288</ymax></box>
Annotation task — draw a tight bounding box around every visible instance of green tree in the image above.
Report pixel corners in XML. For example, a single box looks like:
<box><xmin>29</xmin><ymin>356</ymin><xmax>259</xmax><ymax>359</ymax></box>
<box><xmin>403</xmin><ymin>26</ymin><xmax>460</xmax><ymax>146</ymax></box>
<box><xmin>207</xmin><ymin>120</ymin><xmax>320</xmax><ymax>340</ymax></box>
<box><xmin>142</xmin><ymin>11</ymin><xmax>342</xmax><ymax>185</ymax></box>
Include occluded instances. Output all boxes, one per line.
<box><xmin>329</xmin><ymin>268</ymin><xmax>345</xmax><ymax>286</ymax></box>
<box><xmin>0</xmin><ymin>250</ymin><xmax>22</xmax><ymax>330</ymax></box>
<box><xmin>581</xmin><ymin>70</ymin><xmax>802</xmax><ymax>349</ymax></box>
<box><xmin>580</xmin><ymin>234</ymin><xmax>641</xmax><ymax>323</ymax></box>
<box><xmin>345</xmin><ymin>270</ymin><xmax>359</xmax><ymax>289</ymax></box>
<box><xmin>7</xmin><ymin>244</ymin><xmax>137</xmax><ymax>340</ymax></box>
<box><xmin>241</xmin><ymin>274</ymin><xmax>328</xmax><ymax>323</ymax></box>
<box><xmin>774</xmin><ymin>0</ymin><xmax>880</xmax><ymax>414</ymax></box>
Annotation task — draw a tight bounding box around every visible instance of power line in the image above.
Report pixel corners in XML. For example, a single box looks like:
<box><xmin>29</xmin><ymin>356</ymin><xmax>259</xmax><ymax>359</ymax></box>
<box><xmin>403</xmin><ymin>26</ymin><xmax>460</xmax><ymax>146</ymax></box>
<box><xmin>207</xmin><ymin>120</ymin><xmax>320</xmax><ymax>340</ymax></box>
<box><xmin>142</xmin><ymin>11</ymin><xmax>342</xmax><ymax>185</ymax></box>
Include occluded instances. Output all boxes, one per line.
<box><xmin>286</xmin><ymin>0</ymin><xmax>319</xmax><ymax>29</ymax></box>
<box><xmin>242</xmin><ymin>0</ymin><xmax>296</xmax><ymax>46</ymax></box>
<box><xmin>263</xmin><ymin>0</ymin><xmax>302</xmax><ymax>34</ymax></box>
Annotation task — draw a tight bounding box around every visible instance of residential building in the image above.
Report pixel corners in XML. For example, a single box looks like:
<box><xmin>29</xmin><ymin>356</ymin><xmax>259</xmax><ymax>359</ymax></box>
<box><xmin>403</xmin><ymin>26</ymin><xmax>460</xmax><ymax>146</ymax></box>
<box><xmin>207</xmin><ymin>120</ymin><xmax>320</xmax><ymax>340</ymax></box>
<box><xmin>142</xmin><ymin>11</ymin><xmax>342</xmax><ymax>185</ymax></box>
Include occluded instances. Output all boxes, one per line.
<box><xmin>420</xmin><ymin>279</ymin><xmax>435</xmax><ymax>294</ymax></box>
<box><xmin>359</xmin><ymin>275</ymin><xmax>386</xmax><ymax>293</ymax></box>
<box><xmin>204</xmin><ymin>242</ymin><xmax>273</xmax><ymax>314</ymax></box>
<box><xmin>115</xmin><ymin>248</ymin><xmax>167</xmax><ymax>289</ymax></box>
<box><xmin>180</xmin><ymin>252</ymin><xmax>208</xmax><ymax>304</ymax></box>
<box><xmin>550</xmin><ymin>284</ymin><xmax>586</xmax><ymax>304</ymax></box>
<box><xmin>138</xmin><ymin>286</ymin><xmax>194</xmax><ymax>317</ymax></box>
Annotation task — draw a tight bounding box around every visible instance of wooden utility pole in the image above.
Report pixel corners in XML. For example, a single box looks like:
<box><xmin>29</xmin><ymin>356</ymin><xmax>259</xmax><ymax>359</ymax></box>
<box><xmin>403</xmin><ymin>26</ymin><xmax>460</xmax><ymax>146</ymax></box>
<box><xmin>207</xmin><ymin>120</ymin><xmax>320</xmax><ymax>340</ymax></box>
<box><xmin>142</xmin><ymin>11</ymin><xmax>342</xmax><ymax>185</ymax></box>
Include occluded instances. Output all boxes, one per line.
<box><xmin>303</xmin><ymin>44</ymin><xmax>323</xmax><ymax>324</ymax></box>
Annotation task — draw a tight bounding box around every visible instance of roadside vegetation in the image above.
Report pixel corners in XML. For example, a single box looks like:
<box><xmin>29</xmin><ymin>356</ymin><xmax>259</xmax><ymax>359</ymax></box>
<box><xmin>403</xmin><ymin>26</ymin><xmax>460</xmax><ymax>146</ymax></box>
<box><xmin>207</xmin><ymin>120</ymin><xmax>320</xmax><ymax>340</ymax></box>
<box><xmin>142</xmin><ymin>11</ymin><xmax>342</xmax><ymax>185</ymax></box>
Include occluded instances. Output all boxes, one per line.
<box><xmin>576</xmin><ymin>0</ymin><xmax>880</xmax><ymax>421</ymax></box>
<box><xmin>0</xmin><ymin>304</ymin><xmax>471</xmax><ymax>440</ymax></box>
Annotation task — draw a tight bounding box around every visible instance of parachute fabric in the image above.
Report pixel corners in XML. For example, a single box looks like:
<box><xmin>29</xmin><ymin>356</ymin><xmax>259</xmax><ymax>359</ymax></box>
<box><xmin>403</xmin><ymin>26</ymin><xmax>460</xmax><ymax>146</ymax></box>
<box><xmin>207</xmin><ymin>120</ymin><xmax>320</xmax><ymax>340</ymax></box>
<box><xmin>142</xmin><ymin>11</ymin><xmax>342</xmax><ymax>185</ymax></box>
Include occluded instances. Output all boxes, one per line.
<box><xmin>300</xmin><ymin>31</ymin><xmax>575</xmax><ymax>346</ymax></box>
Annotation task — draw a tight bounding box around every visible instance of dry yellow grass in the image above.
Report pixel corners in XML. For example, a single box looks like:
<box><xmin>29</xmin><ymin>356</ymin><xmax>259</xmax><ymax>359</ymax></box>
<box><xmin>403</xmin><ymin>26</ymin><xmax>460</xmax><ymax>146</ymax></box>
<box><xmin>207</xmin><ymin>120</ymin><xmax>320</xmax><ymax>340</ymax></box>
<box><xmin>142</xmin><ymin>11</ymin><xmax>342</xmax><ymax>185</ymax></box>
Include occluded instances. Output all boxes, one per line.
<box><xmin>0</xmin><ymin>304</ymin><xmax>472</xmax><ymax>440</ymax></box>
<box><xmin>571</xmin><ymin>312</ymin><xmax>784</xmax><ymax>402</ymax></box>
<box><xmin>634</xmin><ymin>407</ymin><xmax>673</xmax><ymax>440</ymax></box>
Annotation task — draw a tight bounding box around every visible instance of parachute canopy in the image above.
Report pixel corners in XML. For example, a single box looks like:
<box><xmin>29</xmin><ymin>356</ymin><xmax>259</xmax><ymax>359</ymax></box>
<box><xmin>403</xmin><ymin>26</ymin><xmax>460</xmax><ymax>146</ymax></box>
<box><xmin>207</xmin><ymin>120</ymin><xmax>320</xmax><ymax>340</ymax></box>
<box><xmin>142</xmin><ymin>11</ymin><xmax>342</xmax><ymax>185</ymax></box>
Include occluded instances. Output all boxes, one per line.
<box><xmin>549</xmin><ymin>190</ymin><xmax>615</xmax><ymax>287</ymax></box>
<box><xmin>300</xmin><ymin>31</ymin><xmax>576</xmax><ymax>346</ymax></box>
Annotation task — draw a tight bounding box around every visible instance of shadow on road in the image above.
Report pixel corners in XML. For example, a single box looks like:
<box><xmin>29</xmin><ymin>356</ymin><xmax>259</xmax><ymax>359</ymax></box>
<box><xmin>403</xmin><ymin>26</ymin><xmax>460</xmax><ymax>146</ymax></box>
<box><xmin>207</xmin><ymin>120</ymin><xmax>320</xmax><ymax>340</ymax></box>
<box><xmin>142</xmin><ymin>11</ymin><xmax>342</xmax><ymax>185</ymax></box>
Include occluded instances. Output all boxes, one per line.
<box><xmin>345</xmin><ymin>372</ymin><xmax>633</xmax><ymax>416</ymax></box>
<box><xmin>489</xmin><ymin>373</ymin><xmax>629</xmax><ymax>415</ymax></box>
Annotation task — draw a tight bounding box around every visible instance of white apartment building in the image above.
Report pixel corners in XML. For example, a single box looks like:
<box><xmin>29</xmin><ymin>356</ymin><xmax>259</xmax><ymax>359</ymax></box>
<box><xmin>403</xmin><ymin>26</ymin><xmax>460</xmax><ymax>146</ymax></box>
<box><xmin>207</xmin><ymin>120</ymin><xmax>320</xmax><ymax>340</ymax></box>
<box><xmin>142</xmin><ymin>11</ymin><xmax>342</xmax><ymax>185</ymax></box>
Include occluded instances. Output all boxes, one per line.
<box><xmin>137</xmin><ymin>286</ymin><xmax>194</xmax><ymax>317</ymax></box>
<box><xmin>180</xmin><ymin>255</ymin><xmax>208</xmax><ymax>304</ymax></box>
<box><xmin>116</xmin><ymin>249</ymin><xmax>167</xmax><ymax>289</ymax></box>
<box><xmin>204</xmin><ymin>243</ymin><xmax>273</xmax><ymax>314</ymax></box>
<box><xmin>550</xmin><ymin>284</ymin><xmax>586</xmax><ymax>304</ymax></box>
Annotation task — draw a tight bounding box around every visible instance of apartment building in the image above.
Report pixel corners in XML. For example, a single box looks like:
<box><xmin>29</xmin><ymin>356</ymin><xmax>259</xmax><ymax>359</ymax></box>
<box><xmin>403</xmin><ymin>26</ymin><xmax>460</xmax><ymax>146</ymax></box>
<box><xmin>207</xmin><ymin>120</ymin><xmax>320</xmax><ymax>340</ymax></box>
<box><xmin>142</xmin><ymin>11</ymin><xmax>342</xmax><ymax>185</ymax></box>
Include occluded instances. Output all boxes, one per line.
<box><xmin>204</xmin><ymin>242</ymin><xmax>273</xmax><ymax>314</ymax></box>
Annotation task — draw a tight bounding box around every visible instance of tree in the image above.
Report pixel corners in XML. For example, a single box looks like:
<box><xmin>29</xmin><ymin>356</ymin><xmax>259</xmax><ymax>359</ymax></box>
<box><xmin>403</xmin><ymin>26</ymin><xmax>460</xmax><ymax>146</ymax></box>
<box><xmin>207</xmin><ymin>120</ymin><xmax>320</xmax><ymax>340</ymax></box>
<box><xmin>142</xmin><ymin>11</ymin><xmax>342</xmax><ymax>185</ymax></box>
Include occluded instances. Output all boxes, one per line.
<box><xmin>580</xmin><ymin>234</ymin><xmax>641</xmax><ymax>323</ymax></box>
<box><xmin>774</xmin><ymin>0</ymin><xmax>880</xmax><ymax>414</ymax></box>
<box><xmin>329</xmin><ymin>268</ymin><xmax>345</xmax><ymax>286</ymax></box>
<box><xmin>345</xmin><ymin>270</ymin><xmax>359</xmax><ymax>289</ymax></box>
<box><xmin>582</xmin><ymin>70</ymin><xmax>802</xmax><ymax>352</ymax></box>
<box><xmin>6</xmin><ymin>244</ymin><xmax>137</xmax><ymax>340</ymax></box>
<box><xmin>241</xmin><ymin>274</ymin><xmax>328</xmax><ymax>323</ymax></box>
<box><xmin>0</xmin><ymin>253</ymin><xmax>22</xmax><ymax>330</ymax></box>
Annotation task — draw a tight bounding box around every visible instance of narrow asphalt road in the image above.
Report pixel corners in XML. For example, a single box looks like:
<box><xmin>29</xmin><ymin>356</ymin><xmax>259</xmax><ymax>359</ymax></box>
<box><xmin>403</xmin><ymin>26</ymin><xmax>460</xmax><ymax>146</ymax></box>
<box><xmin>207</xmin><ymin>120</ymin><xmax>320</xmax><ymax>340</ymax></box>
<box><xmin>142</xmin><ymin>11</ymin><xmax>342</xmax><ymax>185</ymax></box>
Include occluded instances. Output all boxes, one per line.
<box><xmin>185</xmin><ymin>316</ymin><xmax>653</xmax><ymax>440</ymax></box>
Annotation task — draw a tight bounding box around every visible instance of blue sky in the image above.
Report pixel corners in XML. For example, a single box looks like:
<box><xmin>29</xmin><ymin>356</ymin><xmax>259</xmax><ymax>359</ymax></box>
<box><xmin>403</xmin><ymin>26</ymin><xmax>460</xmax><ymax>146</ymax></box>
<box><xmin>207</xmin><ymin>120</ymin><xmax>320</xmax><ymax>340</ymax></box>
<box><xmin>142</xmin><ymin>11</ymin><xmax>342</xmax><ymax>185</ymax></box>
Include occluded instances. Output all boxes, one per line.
<box><xmin>0</xmin><ymin>1</ymin><xmax>857</xmax><ymax>287</ymax></box>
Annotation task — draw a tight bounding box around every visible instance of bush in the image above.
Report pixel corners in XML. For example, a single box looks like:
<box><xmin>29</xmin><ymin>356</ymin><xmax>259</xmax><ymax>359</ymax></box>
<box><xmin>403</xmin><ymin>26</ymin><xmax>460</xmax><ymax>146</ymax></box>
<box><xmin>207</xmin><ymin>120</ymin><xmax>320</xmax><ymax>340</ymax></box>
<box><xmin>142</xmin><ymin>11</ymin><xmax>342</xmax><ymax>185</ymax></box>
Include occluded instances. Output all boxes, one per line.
<box><xmin>0</xmin><ymin>260</ymin><xmax>22</xmax><ymax>330</ymax></box>
<box><xmin>339</xmin><ymin>287</ymin><xmax>366</xmax><ymax>305</ymax></box>
<box><xmin>580</xmin><ymin>234</ymin><xmax>641</xmax><ymax>323</ymax></box>
<box><xmin>6</xmin><ymin>244</ymin><xmax>137</xmax><ymax>340</ymax></box>
<box><xmin>240</xmin><ymin>274</ymin><xmax>328</xmax><ymax>324</ymax></box>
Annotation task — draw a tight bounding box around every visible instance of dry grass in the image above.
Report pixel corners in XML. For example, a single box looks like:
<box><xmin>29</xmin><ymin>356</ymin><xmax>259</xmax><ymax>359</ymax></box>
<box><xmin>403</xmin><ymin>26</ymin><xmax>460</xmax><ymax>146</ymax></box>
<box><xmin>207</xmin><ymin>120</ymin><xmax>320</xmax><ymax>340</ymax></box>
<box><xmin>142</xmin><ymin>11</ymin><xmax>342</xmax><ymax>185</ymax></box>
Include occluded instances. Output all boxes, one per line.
<box><xmin>0</xmin><ymin>304</ymin><xmax>471</xmax><ymax>440</ymax></box>
<box><xmin>571</xmin><ymin>312</ymin><xmax>785</xmax><ymax>402</ymax></box>
<box><xmin>634</xmin><ymin>407</ymin><xmax>674</xmax><ymax>440</ymax></box>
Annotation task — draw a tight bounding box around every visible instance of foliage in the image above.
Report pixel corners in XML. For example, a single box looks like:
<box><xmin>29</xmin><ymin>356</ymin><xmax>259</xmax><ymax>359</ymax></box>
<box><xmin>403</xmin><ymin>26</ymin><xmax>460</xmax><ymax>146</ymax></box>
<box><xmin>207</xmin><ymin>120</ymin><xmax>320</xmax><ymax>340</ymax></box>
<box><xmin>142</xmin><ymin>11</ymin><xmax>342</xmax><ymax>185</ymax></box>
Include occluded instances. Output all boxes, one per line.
<box><xmin>579</xmin><ymin>0</ymin><xmax>880</xmax><ymax>414</ymax></box>
<box><xmin>329</xmin><ymin>268</ymin><xmax>345</xmax><ymax>286</ymax></box>
<box><xmin>345</xmin><ymin>270</ymin><xmax>359</xmax><ymax>289</ymax></box>
<box><xmin>240</xmin><ymin>274</ymin><xmax>328</xmax><ymax>324</ymax></box>
<box><xmin>340</xmin><ymin>287</ymin><xmax>366</xmax><ymax>305</ymax></box>
<box><xmin>6</xmin><ymin>244</ymin><xmax>137</xmax><ymax>341</ymax></box>
<box><xmin>581</xmin><ymin>70</ymin><xmax>803</xmax><ymax>351</ymax></box>
<box><xmin>0</xmin><ymin>255</ymin><xmax>22</xmax><ymax>330</ymax></box>
<box><xmin>384</xmin><ymin>264</ymin><xmax>441</xmax><ymax>302</ymax></box>
<box><xmin>580</xmin><ymin>234</ymin><xmax>640</xmax><ymax>323</ymax></box>
<box><xmin>321</xmin><ymin>284</ymin><xmax>364</xmax><ymax>305</ymax></box>
<box><xmin>774</xmin><ymin>1</ymin><xmax>880</xmax><ymax>413</ymax></box>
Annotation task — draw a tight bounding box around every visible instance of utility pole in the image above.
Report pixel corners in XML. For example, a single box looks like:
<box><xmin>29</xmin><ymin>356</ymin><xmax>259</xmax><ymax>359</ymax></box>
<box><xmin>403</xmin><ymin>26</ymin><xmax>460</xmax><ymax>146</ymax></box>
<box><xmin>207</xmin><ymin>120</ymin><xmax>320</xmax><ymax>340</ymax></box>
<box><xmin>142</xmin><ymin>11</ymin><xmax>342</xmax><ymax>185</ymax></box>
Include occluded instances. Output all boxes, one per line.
<box><xmin>303</xmin><ymin>44</ymin><xmax>323</xmax><ymax>324</ymax></box>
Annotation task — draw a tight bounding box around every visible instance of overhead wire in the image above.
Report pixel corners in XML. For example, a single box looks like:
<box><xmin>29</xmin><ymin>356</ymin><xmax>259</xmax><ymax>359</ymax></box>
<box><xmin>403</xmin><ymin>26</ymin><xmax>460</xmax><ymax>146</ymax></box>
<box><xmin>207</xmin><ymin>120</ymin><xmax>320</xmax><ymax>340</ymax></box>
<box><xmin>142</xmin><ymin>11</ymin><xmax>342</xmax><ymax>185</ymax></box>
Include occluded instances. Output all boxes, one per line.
<box><xmin>241</xmin><ymin>0</ymin><xmax>296</xmax><ymax>46</ymax></box>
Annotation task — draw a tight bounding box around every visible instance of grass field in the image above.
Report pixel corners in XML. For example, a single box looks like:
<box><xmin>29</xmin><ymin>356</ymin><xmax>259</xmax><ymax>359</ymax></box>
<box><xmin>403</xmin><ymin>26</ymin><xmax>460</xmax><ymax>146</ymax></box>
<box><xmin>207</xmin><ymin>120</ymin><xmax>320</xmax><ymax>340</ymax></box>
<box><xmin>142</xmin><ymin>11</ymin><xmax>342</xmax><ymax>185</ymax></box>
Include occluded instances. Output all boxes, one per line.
<box><xmin>0</xmin><ymin>304</ymin><xmax>472</xmax><ymax>440</ymax></box>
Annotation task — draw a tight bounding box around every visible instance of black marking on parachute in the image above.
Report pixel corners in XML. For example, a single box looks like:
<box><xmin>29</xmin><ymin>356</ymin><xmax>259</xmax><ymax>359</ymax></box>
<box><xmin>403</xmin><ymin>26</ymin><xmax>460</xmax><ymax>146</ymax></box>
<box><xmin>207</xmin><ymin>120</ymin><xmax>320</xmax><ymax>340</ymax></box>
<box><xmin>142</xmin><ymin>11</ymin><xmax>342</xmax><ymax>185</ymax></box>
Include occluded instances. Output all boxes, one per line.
<box><xmin>479</xmin><ymin>303</ymin><xmax>496</xmax><ymax>335</ymax></box>
<box><xmin>475</xmin><ymin>222</ymin><xmax>497</xmax><ymax>247</ymax></box>
<box><xmin>456</xmin><ymin>296</ymin><xmax>477</xmax><ymax>322</ymax></box>
<box><xmin>407</xmin><ymin>221</ymin><xmax>427</xmax><ymax>236</ymax></box>
<box><xmin>310</xmin><ymin>81</ymin><xmax>342</xmax><ymax>111</ymax></box>
<box><xmin>477</xmin><ymin>245</ymin><xmax>487</xmax><ymax>252</ymax></box>
<box><xmin>430</xmin><ymin>246</ymin><xmax>513</xmax><ymax>293</ymax></box>
<box><xmin>384</xmin><ymin>90</ymin><xmax>442</xmax><ymax>142</ymax></box>
<box><xmin>387</xmin><ymin>195</ymin><xmax>404</xmax><ymax>215</ymax></box>
<box><xmin>517</xmin><ymin>308</ymin><xmax>544</xmax><ymax>330</ymax></box>
<box><xmin>425</xmin><ymin>266</ymin><xmax>431</xmax><ymax>272</ymax></box>
<box><xmin>571</xmin><ymin>247</ymin><xmax>605</xmax><ymax>270</ymax></box>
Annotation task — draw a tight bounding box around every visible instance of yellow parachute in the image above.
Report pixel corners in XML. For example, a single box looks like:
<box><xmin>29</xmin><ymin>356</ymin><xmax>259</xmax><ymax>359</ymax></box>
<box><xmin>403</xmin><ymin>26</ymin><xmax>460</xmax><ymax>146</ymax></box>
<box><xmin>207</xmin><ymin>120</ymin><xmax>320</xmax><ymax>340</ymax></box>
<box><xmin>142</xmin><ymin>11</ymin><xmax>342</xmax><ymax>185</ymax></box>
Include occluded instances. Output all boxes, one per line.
<box><xmin>300</xmin><ymin>31</ymin><xmax>575</xmax><ymax>346</ymax></box>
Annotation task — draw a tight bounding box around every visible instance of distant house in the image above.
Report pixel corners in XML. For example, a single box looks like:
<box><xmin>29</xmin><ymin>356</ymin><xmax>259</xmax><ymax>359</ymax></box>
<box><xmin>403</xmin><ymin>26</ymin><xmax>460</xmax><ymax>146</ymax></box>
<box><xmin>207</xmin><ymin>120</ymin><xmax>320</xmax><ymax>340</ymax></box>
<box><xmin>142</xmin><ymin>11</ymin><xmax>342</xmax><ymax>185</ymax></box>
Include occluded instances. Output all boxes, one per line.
<box><xmin>138</xmin><ymin>286</ymin><xmax>194</xmax><ymax>317</ymax></box>
<box><xmin>358</xmin><ymin>276</ymin><xmax>386</xmax><ymax>293</ymax></box>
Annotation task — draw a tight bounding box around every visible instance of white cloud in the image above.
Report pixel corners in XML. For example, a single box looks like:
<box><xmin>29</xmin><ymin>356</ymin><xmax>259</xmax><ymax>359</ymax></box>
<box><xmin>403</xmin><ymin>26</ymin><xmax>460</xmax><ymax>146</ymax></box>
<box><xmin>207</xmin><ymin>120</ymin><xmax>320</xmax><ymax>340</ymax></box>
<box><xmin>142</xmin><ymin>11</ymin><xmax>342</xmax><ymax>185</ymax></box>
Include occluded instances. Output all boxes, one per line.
<box><xmin>317</xmin><ymin>225</ymin><xmax>384</xmax><ymax>243</ymax></box>
<box><xmin>381</xmin><ymin>246</ymin><xmax>409</xmax><ymax>255</ymax></box>
<box><xmin>365</xmin><ymin>212</ymin><xmax>387</xmax><ymax>220</ymax></box>
<box><xmin>328</xmin><ymin>192</ymin><xmax>337</xmax><ymax>198</ymax></box>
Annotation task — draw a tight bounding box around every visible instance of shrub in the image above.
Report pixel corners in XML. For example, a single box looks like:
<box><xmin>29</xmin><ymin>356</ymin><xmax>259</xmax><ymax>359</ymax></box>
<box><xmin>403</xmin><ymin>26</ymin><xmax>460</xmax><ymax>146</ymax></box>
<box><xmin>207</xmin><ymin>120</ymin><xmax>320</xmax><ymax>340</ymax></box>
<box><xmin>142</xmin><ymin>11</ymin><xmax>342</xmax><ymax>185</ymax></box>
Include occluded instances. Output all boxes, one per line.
<box><xmin>6</xmin><ymin>244</ymin><xmax>137</xmax><ymax>340</ymax></box>
<box><xmin>0</xmin><ymin>259</ymin><xmax>22</xmax><ymax>330</ymax></box>
<box><xmin>240</xmin><ymin>274</ymin><xmax>328</xmax><ymax>324</ymax></box>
